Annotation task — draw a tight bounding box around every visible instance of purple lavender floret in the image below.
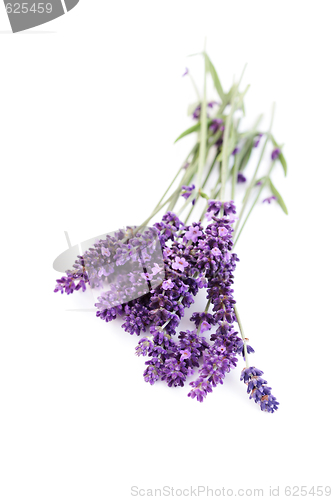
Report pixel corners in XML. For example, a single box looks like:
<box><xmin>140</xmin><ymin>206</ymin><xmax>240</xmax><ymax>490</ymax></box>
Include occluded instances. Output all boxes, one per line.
<box><xmin>161</xmin><ymin>358</ymin><xmax>189</xmax><ymax>387</ymax></box>
<box><xmin>223</xmin><ymin>200</ymin><xmax>237</xmax><ymax>216</ymax></box>
<box><xmin>237</xmin><ymin>173</ymin><xmax>246</xmax><ymax>183</ymax></box>
<box><xmin>54</xmin><ymin>255</ymin><xmax>89</xmax><ymax>295</ymax></box>
<box><xmin>143</xmin><ymin>360</ymin><xmax>163</xmax><ymax>385</ymax></box>
<box><xmin>181</xmin><ymin>184</ymin><xmax>195</xmax><ymax>200</ymax></box>
<box><xmin>190</xmin><ymin>312</ymin><xmax>215</xmax><ymax>329</ymax></box>
<box><xmin>240</xmin><ymin>367</ymin><xmax>279</xmax><ymax>413</ymax></box>
<box><xmin>207</xmin><ymin>101</ymin><xmax>219</xmax><ymax>108</ymax></box>
<box><xmin>192</xmin><ymin>101</ymin><xmax>219</xmax><ymax>120</ymax></box>
<box><xmin>236</xmin><ymin>342</ymin><xmax>255</xmax><ymax>358</ymax></box>
<box><xmin>209</xmin><ymin>118</ymin><xmax>224</xmax><ymax>134</ymax></box>
<box><xmin>122</xmin><ymin>302</ymin><xmax>151</xmax><ymax>335</ymax></box>
<box><xmin>135</xmin><ymin>337</ymin><xmax>155</xmax><ymax>357</ymax></box>
<box><xmin>192</xmin><ymin>105</ymin><xmax>201</xmax><ymax>120</ymax></box>
<box><xmin>184</xmin><ymin>224</ymin><xmax>203</xmax><ymax>243</ymax></box>
<box><xmin>177</xmin><ymin>330</ymin><xmax>210</xmax><ymax>368</ymax></box>
<box><xmin>209</xmin><ymin>118</ymin><xmax>225</xmax><ymax>146</ymax></box>
<box><xmin>271</xmin><ymin>148</ymin><xmax>280</xmax><ymax>160</ymax></box>
<box><xmin>205</xmin><ymin>200</ymin><xmax>222</xmax><ymax>220</ymax></box>
<box><xmin>263</xmin><ymin>196</ymin><xmax>276</xmax><ymax>204</ymax></box>
<box><xmin>188</xmin><ymin>378</ymin><xmax>212</xmax><ymax>402</ymax></box>
<box><xmin>161</xmin><ymin>211</ymin><xmax>182</xmax><ymax>229</ymax></box>
<box><xmin>253</xmin><ymin>133</ymin><xmax>263</xmax><ymax>148</ymax></box>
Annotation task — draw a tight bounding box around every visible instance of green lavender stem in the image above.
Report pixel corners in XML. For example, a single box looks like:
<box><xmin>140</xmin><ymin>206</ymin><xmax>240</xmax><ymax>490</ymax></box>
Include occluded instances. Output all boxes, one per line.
<box><xmin>233</xmin><ymin>104</ymin><xmax>275</xmax><ymax>239</ymax></box>
<box><xmin>167</xmin><ymin>158</ymin><xmax>198</xmax><ymax>212</ymax></box>
<box><xmin>220</xmin><ymin>84</ymin><xmax>250</xmax><ymax>205</ymax></box>
<box><xmin>153</xmin><ymin>143</ymin><xmax>198</xmax><ymax>212</ymax></box>
<box><xmin>233</xmin><ymin>157</ymin><xmax>277</xmax><ymax>247</ymax></box>
<box><xmin>231</xmin><ymin>154</ymin><xmax>241</xmax><ymax>201</ymax></box>
<box><xmin>182</xmin><ymin>151</ymin><xmax>219</xmax><ymax>224</ymax></box>
<box><xmin>136</xmin><ymin>192</ymin><xmax>176</xmax><ymax>233</ymax></box>
<box><xmin>219</xmin><ymin>87</ymin><xmax>236</xmax><ymax>205</ymax></box>
<box><xmin>234</xmin><ymin>305</ymin><xmax>249</xmax><ymax>368</ymax></box>
<box><xmin>196</xmin><ymin>51</ymin><xmax>208</xmax><ymax>192</ymax></box>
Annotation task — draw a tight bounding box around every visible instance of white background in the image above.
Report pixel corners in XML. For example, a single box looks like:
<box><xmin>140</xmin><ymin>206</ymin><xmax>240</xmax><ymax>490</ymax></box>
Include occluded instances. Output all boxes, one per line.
<box><xmin>0</xmin><ymin>1</ymin><xmax>332</xmax><ymax>499</ymax></box>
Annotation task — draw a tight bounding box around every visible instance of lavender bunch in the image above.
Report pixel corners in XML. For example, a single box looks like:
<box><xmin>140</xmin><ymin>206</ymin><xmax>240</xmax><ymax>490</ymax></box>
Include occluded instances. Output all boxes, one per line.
<box><xmin>54</xmin><ymin>50</ymin><xmax>287</xmax><ymax>413</ymax></box>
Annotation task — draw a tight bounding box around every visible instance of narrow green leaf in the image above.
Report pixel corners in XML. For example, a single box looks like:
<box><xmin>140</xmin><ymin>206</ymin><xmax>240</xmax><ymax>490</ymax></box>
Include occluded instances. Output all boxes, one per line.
<box><xmin>174</xmin><ymin>123</ymin><xmax>201</xmax><ymax>143</ymax></box>
<box><xmin>228</xmin><ymin>136</ymin><xmax>237</xmax><ymax>157</ymax></box>
<box><xmin>279</xmin><ymin>153</ymin><xmax>288</xmax><ymax>176</ymax></box>
<box><xmin>238</xmin><ymin>137</ymin><xmax>254</xmax><ymax>171</ymax></box>
<box><xmin>203</xmin><ymin>52</ymin><xmax>225</xmax><ymax>101</ymax></box>
<box><xmin>269</xmin><ymin>133</ymin><xmax>278</xmax><ymax>148</ymax></box>
<box><xmin>197</xmin><ymin>52</ymin><xmax>208</xmax><ymax>190</ymax></box>
<box><xmin>209</xmin><ymin>129</ymin><xmax>223</xmax><ymax>146</ymax></box>
<box><xmin>269</xmin><ymin>133</ymin><xmax>288</xmax><ymax>176</ymax></box>
<box><xmin>216</xmin><ymin>136</ymin><xmax>238</xmax><ymax>163</ymax></box>
<box><xmin>187</xmin><ymin>102</ymin><xmax>200</xmax><ymax>117</ymax></box>
<box><xmin>216</xmin><ymin>150</ymin><xmax>222</xmax><ymax>162</ymax></box>
<box><xmin>269</xmin><ymin>178</ymin><xmax>288</xmax><ymax>215</ymax></box>
<box><xmin>256</xmin><ymin>175</ymin><xmax>267</xmax><ymax>185</ymax></box>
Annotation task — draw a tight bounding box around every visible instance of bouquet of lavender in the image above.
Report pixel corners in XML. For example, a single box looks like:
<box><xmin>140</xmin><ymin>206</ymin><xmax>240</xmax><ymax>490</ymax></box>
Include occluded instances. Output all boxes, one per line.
<box><xmin>54</xmin><ymin>51</ymin><xmax>288</xmax><ymax>413</ymax></box>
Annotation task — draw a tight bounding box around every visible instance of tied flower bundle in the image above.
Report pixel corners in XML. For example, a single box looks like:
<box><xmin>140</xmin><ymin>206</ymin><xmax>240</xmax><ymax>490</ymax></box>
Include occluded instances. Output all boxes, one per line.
<box><xmin>54</xmin><ymin>51</ymin><xmax>288</xmax><ymax>413</ymax></box>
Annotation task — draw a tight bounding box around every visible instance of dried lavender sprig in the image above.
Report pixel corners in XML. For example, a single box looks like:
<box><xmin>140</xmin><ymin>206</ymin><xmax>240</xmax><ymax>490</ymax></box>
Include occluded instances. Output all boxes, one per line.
<box><xmin>240</xmin><ymin>367</ymin><xmax>279</xmax><ymax>413</ymax></box>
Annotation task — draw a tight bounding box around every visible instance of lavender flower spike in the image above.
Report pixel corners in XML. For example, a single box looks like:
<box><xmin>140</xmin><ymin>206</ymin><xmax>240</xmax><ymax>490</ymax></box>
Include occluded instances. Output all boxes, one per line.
<box><xmin>240</xmin><ymin>367</ymin><xmax>279</xmax><ymax>413</ymax></box>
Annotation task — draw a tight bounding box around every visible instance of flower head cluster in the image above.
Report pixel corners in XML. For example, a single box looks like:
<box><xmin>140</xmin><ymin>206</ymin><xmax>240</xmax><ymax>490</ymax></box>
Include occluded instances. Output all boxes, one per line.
<box><xmin>54</xmin><ymin>225</ymin><xmax>166</xmax><ymax>309</ymax></box>
<box><xmin>205</xmin><ymin>199</ymin><xmax>222</xmax><ymax>220</ymax></box>
<box><xmin>186</xmin><ymin>212</ymin><xmax>244</xmax><ymax>401</ymax></box>
<box><xmin>127</xmin><ymin>208</ymin><xmax>244</xmax><ymax>400</ymax></box>
<box><xmin>54</xmin><ymin>255</ymin><xmax>88</xmax><ymax>295</ymax></box>
<box><xmin>240</xmin><ymin>367</ymin><xmax>279</xmax><ymax>413</ymax></box>
<box><xmin>188</xmin><ymin>329</ymin><xmax>240</xmax><ymax>402</ymax></box>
